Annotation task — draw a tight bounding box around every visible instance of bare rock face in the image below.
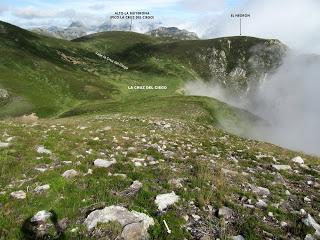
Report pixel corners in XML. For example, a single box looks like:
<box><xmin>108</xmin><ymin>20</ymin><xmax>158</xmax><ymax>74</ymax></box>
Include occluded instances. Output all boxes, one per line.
<box><xmin>146</xmin><ymin>27</ymin><xmax>199</xmax><ymax>40</ymax></box>
<box><xmin>84</xmin><ymin>205</ymin><xmax>154</xmax><ymax>240</ymax></box>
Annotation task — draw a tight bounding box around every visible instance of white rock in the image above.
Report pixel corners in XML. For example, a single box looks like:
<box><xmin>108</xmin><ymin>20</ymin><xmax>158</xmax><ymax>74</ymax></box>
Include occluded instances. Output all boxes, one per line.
<box><xmin>35</xmin><ymin>167</ymin><xmax>48</xmax><ymax>172</ymax></box>
<box><xmin>231</xmin><ymin>235</ymin><xmax>245</xmax><ymax>240</ymax></box>
<box><xmin>31</xmin><ymin>210</ymin><xmax>52</xmax><ymax>222</ymax></box>
<box><xmin>218</xmin><ymin>206</ymin><xmax>234</xmax><ymax>219</ymax></box>
<box><xmin>36</xmin><ymin>146</ymin><xmax>52</xmax><ymax>155</ymax></box>
<box><xmin>155</xmin><ymin>192</ymin><xmax>180</xmax><ymax>211</ymax></box>
<box><xmin>94</xmin><ymin>159</ymin><xmax>116</xmax><ymax>168</ymax></box>
<box><xmin>84</xmin><ymin>205</ymin><xmax>154</xmax><ymax>240</ymax></box>
<box><xmin>62</xmin><ymin>169</ymin><xmax>79</xmax><ymax>178</ymax></box>
<box><xmin>6</xmin><ymin>137</ymin><xmax>14</xmax><ymax>142</ymax></box>
<box><xmin>169</xmin><ymin>178</ymin><xmax>184</xmax><ymax>188</ymax></box>
<box><xmin>251</xmin><ymin>185</ymin><xmax>271</xmax><ymax>196</ymax></box>
<box><xmin>280</xmin><ymin>221</ymin><xmax>288</xmax><ymax>227</ymax></box>
<box><xmin>292</xmin><ymin>156</ymin><xmax>304</xmax><ymax>164</ymax></box>
<box><xmin>70</xmin><ymin>227</ymin><xmax>78</xmax><ymax>233</ymax></box>
<box><xmin>303</xmin><ymin>214</ymin><xmax>320</xmax><ymax>236</ymax></box>
<box><xmin>256</xmin><ymin>199</ymin><xmax>268</xmax><ymax>208</ymax></box>
<box><xmin>103</xmin><ymin>126</ymin><xmax>112</xmax><ymax>131</ymax></box>
<box><xmin>300</xmin><ymin>209</ymin><xmax>307</xmax><ymax>216</ymax></box>
<box><xmin>34</xmin><ymin>184</ymin><xmax>50</xmax><ymax>194</ymax></box>
<box><xmin>305</xmin><ymin>234</ymin><xmax>315</xmax><ymax>240</ymax></box>
<box><xmin>272</xmin><ymin>165</ymin><xmax>292</xmax><ymax>171</ymax></box>
<box><xmin>0</xmin><ymin>142</ymin><xmax>10</xmax><ymax>148</ymax></box>
<box><xmin>113</xmin><ymin>173</ymin><xmax>127</xmax><ymax>178</ymax></box>
<box><xmin>192</xmin><ymin>214</ymin><xmax>201</xmax><ymax>221</ymax></box>
<box><xmin>307</xmin><ymin>181</ymin><xmax>314</xmax><ymax>186</ymax></box>
<box><xmin>62</xmin><ymin>161</ymin><xmax>72</xmax><ymax>165</ymax></box>
<box><xmin>10</xmin><ymin>190</ymin><xmax>26</xmax><ymax>199</ymax></box>
<box><xmin>85</xmin><ymin>169</ymin><xmax>93</xmax><ymax>175</ymax></box>
<box><xmin>304</xmin><ymin>196</ymin><xmax>311</xmax><ymax>203</ymax></box>
<box><xmin>134</xmin><ymin>162</ymin><xmax>142</xmax><ymax>167</ymax></box>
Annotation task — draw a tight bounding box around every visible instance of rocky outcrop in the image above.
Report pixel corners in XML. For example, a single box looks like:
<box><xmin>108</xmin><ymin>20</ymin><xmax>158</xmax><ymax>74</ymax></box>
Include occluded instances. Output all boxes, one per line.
<box><xmin>31</xmin><ymin>22</ymin><xmax>88</xmax><ymax>40</ymax></box>
<box><xmin>146</xmin><ymin>27</ymin><xmax>199</xmax><ymax>40</ymax></box>
<box><xmin>84</xmin><ymin>205</ymin><xmax>154</xmax><ymax>240</ymax></box>
<box><xmin>189</xmin><ymin>37</ymin><xmax>287</xmax><ymax>96</ymax></box>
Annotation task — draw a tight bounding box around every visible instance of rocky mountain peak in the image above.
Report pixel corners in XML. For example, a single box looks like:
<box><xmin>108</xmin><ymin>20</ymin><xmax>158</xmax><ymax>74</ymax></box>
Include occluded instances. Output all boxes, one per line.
<box><xmin>146</xmin><ymin>26</ymin><xmax>199</xmax><ymax>40</ymax></box>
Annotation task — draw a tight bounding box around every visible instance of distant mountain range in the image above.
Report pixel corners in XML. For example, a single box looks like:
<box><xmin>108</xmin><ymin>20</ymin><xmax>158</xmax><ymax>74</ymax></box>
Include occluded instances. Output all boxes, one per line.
<box><xmin>30</xmin><ymin>21</ymin><xmax>199</xmax><ymax>41</ymax></box>
<box><xmin>146</xmin><ymin>27</ymin><xmax>199</xmax><ymax>40</ymax></box>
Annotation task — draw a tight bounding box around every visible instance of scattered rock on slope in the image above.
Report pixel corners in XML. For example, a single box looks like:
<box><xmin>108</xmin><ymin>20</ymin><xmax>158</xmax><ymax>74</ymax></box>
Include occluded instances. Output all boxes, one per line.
<box><xmin>10</xmin><ymin>190</ymin><xmax>26</xmax><ymax>199</ymax></box>
<box><xmin>0</xmin><ymin>142</ymin><xmax>10</xmax><ymax>148</ymax></box>
<box><xmin>93</xmin><ymin>158</ymin><xmax>116</xmax><ymax>168</ymax></box>
<box><xmin>250</xmin><ymin>185</ymin><xmax>271</xmax><ymax>196</ymax></box>
<box><xmin>291</xmin><ymin>156</ymin><xmax>304</xmax><ymax>164</ymax></box>
<box><xmin>272</xmin><ymin>165</ymin><xmax>292</xmax><ymax>171</ymax></box>
<box><xmin>84</xmin><ymin>205</ymin><xmax>154</xmax><ymax>240</ymax></box>
<box><xmin>23</xmin><ymin>210</ymin><xmax>68</xmax><ymax>239</ymax></box>
<box><xmin>36</xmin><ymin>146</ymin><xmax>52</xmax><ymax>155</ymax></box>
<box><xmin>116</xmin><ymin>180</ymin><xmax>143</xmax><ymax>197</ymax></box>
<box><xmin>62</xmin><ymin>169</ymin><xmax>79</xmax><ymax>179</ymax></box>
<box><xmin>155</xmin><ymin>191</ymin><xmax>180</xmax><ymax>211</ymax></box>
<box><xmin>218</xmin><ymin>206</ymin><xmax>234</xmax><ymax>220</ymax></box>
<box><xmin>302</xmin><ymin>214</ymin><xmax>320</xmax><ymax>236</ymax></box>
<box><xmin>34</xmin><ymin>184</ymin><xmax>50</xmax><ymax>194</ymax></box>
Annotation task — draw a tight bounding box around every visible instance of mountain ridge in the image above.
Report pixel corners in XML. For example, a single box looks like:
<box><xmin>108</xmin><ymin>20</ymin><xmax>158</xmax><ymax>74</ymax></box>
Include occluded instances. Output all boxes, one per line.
<box><xmin>1</xmin><ymin>20</ymin><xmax>320</xmax><ymax>240</ymax></box>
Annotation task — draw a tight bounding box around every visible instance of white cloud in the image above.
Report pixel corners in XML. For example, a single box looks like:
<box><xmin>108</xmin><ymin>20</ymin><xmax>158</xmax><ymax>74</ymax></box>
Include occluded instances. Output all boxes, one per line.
<box><xmin>0</xmin><ymin>5</ymin><xmax>9</xmax><ymax>15</ymax></box>
<box><xmin>13</xmin><ymin>6</ymin><xmax>59</xmax><ymax>19</ymax></box>
<box><xmin>182</xmin><ymin>0</ymin><xmax>226</xmax><ymax>11</ymax></box>
<box><xmin>188</xmin><ymin>0</ymin><xmax>320</xmax><ymax>53</ymax></box>
<box><xmin>89</xmin><ymin>4</ymin><xmax>107</xmax><ymax>11</ymax></box>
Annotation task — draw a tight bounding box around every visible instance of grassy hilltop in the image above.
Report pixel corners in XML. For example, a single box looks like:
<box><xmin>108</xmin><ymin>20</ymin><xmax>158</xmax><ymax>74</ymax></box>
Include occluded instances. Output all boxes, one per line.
<box><xmin>0</xmin><ymin>21</ymin><xmax>319</xmax><ymax>240</ymax></box>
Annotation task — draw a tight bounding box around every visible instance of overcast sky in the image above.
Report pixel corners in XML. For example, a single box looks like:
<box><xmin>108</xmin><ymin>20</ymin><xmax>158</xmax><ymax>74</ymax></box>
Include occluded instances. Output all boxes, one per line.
<box><xmin>0</xmin><ymin>0</ymin><xmax>319</xmax><ymax>53</ymax></box>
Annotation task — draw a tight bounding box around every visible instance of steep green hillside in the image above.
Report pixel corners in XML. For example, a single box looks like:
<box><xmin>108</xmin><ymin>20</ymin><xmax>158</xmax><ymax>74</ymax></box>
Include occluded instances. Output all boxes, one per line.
<box><xmin>0</xmin><ymin>20</ymin><xmax>286</xmax><ymax>118</ymax></box>
<box><xmin>1</xmin><ymin>21</ymin><xmax>320</xmax><ymax>240</ymax></box>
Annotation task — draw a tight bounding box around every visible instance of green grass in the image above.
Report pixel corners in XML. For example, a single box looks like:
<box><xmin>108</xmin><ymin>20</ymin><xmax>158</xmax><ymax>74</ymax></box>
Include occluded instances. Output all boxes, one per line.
<box><xmin>0</xmin><ymin>20</ymin><xmax>318</xmax><ymax>239</ymax></box>
<box><xmin>0</xmin><ymin>20</ymin><xmax>282</xmax><ymax>121</ymax></box>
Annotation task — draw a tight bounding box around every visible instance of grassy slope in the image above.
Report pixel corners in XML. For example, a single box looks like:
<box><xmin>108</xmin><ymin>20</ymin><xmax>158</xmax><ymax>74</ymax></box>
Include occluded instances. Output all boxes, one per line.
<box><xmin>1</xmin><ymin>21</ymin><xmax>319</xmax><ymax>239</ymax></box>
<box><xmin>0</xmin><ymin>21</ymin><xmax>263</xmax><ymax>129</ymax></box>
<box><xmin>0</xmin><ymin>115</ymin><xmax>319</xmax><ymax>239</ymax></box>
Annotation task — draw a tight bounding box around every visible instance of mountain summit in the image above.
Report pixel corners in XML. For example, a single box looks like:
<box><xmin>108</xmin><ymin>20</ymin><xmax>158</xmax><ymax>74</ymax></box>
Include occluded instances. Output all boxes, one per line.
<box><xmin>146</xmin><ymin>26</ymin><xmax>199</xmax><ymax>40</ymax></box>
